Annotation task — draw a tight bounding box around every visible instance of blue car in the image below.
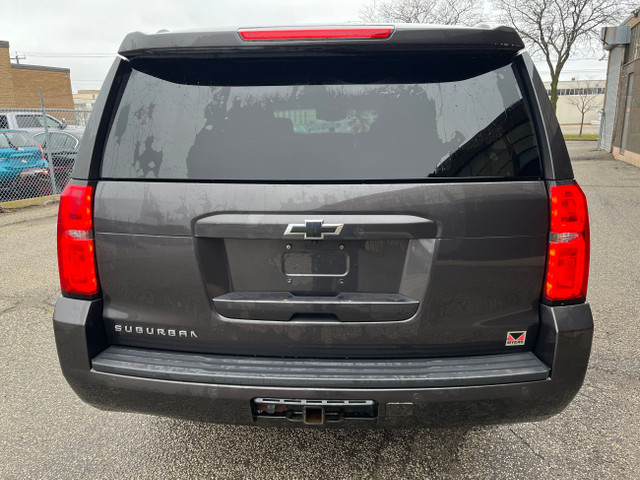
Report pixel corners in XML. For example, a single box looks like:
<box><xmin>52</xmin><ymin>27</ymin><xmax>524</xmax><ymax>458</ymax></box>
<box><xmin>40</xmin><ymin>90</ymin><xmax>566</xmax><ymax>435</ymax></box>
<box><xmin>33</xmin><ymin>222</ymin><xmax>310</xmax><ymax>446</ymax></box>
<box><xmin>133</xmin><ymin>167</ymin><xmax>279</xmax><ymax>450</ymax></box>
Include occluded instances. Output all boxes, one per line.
<box><xmin>0</xmin><ymin>129</ymin><xmax>51</xmax><ymax>199</ymax></box>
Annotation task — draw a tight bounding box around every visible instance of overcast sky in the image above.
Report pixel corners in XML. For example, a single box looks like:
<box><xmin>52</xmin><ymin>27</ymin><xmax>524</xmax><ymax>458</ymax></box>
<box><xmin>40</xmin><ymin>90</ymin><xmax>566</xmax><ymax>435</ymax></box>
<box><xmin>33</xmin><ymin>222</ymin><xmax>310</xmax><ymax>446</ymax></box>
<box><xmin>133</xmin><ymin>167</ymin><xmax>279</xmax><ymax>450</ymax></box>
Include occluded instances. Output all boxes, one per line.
<box><xmin>0</xmin><ymin>0</ymin><xmax>608</xmax><ymax>93</ymax></box>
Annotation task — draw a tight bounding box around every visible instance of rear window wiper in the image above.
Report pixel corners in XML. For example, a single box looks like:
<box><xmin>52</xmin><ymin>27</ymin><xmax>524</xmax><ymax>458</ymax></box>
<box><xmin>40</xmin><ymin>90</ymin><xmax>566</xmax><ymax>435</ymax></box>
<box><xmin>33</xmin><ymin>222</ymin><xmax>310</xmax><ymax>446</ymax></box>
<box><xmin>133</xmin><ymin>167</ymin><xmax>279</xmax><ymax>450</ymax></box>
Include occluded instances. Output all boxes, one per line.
<box><xmin>3</xmin><ymin>136</ymin><xmax>20</xmax><ymax>150</ymax></box>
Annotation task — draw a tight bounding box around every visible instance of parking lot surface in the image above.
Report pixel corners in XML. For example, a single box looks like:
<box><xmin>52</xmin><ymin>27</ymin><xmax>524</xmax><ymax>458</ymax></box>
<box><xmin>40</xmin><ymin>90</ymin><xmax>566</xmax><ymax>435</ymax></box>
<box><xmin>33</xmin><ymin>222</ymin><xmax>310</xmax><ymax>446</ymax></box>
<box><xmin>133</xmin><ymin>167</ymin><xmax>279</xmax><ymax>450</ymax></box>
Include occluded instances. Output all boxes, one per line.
<box><xmin>1</xmin><ymin>142</ymin><xmax>638</xmax><ymax>479</ymax></box>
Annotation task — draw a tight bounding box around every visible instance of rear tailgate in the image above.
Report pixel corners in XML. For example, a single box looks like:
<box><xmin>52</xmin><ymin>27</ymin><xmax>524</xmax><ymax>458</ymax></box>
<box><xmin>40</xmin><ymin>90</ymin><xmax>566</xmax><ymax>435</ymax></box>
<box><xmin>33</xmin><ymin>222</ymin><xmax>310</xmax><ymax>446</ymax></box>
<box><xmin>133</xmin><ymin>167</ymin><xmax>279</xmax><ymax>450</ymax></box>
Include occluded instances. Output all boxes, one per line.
<box><xmin>92</xmin><ymin>27</ymin><xmax>548</xmax><ymax>358</ymax></box>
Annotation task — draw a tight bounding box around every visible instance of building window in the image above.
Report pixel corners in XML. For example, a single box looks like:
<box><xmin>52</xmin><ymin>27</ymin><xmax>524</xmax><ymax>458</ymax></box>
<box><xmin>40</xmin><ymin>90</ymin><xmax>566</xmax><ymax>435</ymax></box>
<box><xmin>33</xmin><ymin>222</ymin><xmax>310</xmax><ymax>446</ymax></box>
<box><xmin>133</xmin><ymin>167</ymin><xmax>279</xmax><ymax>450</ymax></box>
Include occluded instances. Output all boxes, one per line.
<box><xmin>625</xmin><ymin>25</ymin><xmax>638</xmax><ymax>64</ymax></box>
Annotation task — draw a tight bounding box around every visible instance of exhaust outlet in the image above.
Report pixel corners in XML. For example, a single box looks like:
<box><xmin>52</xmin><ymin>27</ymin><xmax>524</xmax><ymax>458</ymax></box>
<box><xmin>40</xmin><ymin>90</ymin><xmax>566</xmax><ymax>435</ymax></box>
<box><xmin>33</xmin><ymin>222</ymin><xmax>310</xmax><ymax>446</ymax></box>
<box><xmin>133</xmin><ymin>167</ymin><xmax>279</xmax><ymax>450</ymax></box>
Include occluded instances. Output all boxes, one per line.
<box><xmin>303</xmin><ymin>406</ymin><xmax>325</xmax><ymax>425</ymax></box>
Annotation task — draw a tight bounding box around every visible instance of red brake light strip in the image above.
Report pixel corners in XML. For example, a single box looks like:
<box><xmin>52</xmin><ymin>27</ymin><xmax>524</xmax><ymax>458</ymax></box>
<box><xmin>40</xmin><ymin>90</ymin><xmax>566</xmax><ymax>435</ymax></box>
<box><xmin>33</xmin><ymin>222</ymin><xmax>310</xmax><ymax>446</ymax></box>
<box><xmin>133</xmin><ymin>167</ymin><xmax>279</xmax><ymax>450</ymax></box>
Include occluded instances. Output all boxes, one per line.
<box><xmin>238</xmin><ymin>27</ymin><xmax>394</xmax><ymax>41</ymax></box>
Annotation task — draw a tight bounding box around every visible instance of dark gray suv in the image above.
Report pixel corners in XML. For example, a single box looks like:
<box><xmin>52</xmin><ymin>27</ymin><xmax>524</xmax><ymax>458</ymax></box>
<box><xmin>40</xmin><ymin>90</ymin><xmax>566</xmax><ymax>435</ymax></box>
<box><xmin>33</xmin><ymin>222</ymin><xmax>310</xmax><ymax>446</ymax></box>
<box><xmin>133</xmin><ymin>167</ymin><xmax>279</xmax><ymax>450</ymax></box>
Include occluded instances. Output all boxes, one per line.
<box><xmin>53</xmin><ymin>25</ymin><xmax>593</xmax><ymax>427</ymax></box>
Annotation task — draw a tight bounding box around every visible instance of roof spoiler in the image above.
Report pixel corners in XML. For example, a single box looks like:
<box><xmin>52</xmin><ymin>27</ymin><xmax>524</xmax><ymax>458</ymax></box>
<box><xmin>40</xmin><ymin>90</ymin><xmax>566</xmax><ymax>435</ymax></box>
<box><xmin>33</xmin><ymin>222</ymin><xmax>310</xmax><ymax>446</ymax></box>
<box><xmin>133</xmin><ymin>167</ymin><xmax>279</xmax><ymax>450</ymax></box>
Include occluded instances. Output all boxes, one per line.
<box><xmin>118</xmin><ymin>25</ymin><xmax>524</xmax><ymax>59</ymax></box>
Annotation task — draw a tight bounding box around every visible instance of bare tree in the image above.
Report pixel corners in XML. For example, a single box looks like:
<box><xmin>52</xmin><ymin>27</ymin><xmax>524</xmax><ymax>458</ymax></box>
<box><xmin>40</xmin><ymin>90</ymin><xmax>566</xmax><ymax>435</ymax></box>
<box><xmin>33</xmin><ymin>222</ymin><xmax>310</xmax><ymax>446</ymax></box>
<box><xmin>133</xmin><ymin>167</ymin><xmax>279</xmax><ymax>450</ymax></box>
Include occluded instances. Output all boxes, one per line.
<box><xmin>566</xmin><ymin>80</ymin><xmax>605</xmax><ymax>136</ymax></box>
<box><xmin>494</xmin><ymin>0</ymin><xmax>631</xmax><ymax>111</ymax></box>
<box><xmin>360</xmin><ymin>0</ymin><xmax>481</xmax><ymax>26</ymax></box>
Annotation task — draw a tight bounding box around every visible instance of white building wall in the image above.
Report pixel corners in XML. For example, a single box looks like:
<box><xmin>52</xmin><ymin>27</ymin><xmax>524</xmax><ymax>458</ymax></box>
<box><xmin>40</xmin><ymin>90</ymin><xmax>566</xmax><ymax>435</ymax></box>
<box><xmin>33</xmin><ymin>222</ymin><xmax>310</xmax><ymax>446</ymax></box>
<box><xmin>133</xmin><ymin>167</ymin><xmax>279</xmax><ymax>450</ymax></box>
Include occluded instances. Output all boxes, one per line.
<box><xmin>554</xmin><ymin>95</ymin><xmax>605</xmax><ymax>125</ymax></box>
<box><xmin>543</xmin><ymin>80</ymin><xmax>606</xmax><ymax>125</ymax></box>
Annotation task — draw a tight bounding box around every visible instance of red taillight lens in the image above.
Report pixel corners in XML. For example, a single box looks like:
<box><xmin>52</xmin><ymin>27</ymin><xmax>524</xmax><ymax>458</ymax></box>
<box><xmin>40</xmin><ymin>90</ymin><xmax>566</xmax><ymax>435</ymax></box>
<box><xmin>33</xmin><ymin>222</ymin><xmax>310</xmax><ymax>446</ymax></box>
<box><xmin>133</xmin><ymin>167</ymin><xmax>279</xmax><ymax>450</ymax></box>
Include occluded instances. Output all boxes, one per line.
<box><xmin>544</xmin><ymin>184</ymin><xmax>589</xmax><ymax>302</ymax></box>
<box><xmin>57</xmin><ymin>184</ymin><xmax>99</xmax><ymax>296</ymax></box>
<box><xmin>36</xmin><ymin>142</ymin><xmax>45</xmax><ymax>159</ymax></box>
<box><xmin>550</xmin><ymin>184</ymin><xmax>587</xmax><ymax>233</ymax></box>
<box><xmin>238</xmin><ymin>26</ymin><xmax>394</xmax><ymax>41</ymax></box>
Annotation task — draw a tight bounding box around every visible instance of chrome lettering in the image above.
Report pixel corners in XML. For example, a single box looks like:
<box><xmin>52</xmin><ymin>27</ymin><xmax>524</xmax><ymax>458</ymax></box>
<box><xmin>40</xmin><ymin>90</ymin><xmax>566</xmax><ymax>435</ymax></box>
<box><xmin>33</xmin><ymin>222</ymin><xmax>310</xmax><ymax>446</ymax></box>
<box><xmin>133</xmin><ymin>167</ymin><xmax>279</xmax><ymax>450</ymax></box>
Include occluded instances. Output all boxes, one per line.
<box><xmin>113</xmin><ymin>324</ymin><xmax>198</xmax><ymax>340</ymax></box>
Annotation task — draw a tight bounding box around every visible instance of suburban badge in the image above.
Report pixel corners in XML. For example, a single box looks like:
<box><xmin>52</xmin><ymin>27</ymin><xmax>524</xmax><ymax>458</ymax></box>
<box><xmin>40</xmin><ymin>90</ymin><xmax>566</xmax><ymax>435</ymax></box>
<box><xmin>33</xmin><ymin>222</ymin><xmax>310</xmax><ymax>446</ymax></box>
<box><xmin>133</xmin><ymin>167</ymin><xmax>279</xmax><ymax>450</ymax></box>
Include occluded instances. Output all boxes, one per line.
<box><xmin>115</xmin><ymin>324</ymin><xmax>198</xmax><ymax>338</ymax></box>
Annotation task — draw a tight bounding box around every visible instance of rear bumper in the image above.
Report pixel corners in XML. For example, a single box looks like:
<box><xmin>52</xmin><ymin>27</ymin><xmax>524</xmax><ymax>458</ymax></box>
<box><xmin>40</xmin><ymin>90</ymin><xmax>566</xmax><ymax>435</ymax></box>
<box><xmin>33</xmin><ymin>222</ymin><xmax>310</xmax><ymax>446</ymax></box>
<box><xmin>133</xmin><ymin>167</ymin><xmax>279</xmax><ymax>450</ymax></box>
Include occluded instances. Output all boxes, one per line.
<box><xmin>52</xmin><ymin>297</ymin><xmax>593</xmax><ymax>427</ymax></box>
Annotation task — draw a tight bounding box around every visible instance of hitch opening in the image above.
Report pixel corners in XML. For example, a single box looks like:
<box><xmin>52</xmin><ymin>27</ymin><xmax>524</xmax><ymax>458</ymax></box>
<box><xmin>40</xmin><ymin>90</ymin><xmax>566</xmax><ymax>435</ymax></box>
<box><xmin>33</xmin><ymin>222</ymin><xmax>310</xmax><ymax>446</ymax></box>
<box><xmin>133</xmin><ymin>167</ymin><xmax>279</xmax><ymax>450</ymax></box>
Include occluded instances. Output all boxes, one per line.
<box><xmin>304</xmin><ymin>406</ymin><xmax>325</xmax><ymax>425</ymax></box>
<box><xmin>252</xmin><ymin>398</ymin><xmax>378</xmax><ymax>424</ymax></box>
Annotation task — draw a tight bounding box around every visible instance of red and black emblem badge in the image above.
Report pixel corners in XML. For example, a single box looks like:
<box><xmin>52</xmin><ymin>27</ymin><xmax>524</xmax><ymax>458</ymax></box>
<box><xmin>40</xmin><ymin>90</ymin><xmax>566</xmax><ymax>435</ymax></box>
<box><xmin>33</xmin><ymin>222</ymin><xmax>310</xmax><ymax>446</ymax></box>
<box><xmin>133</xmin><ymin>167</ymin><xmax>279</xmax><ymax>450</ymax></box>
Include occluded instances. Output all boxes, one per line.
<box><xmin>506</xmin><ymin>331</ymin><xmax>526</xmax><ymax>346</ymax></box>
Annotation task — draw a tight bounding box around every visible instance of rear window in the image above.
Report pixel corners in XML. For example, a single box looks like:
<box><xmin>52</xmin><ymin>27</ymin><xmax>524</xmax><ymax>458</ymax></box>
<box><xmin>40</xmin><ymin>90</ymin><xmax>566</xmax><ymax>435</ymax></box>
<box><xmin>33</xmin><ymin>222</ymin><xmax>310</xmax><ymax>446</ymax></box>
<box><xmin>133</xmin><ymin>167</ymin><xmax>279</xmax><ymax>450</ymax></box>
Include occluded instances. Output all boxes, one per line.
<box><xmin>0</xmin><ymin>131</ymin><xmax>37</xmax><ymax>149</ymax></box>
<box><xmin>15</xmin><ymin>115</ymin><xmax>42</xmax><ymax>129</ymax></box>
<box><xmin>102</xmin><ymin>61</ymin><xmax>542</xmax><ymax>181</ymax></box>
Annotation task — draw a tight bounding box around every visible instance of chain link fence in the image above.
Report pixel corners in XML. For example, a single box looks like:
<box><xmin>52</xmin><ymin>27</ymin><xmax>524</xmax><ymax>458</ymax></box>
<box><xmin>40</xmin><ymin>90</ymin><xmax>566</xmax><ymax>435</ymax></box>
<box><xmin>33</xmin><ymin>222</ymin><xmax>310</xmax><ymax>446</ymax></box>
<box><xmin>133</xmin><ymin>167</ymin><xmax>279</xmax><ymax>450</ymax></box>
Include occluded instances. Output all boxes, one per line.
<box><xmin>0</xmin><ymin>106</ymin><xmax>91</xmax><ymax>202</ymax></box>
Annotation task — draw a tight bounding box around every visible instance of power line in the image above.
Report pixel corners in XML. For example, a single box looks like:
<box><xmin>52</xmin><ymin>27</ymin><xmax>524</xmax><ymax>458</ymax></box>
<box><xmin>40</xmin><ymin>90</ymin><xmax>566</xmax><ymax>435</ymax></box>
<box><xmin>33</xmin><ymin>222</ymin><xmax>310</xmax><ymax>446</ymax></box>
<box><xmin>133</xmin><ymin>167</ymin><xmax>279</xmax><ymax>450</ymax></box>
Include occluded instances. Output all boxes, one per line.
<box><xmin>22</xmin><ymin>52</ymin><xmax>116</xmax><ymax>58</ymax></box>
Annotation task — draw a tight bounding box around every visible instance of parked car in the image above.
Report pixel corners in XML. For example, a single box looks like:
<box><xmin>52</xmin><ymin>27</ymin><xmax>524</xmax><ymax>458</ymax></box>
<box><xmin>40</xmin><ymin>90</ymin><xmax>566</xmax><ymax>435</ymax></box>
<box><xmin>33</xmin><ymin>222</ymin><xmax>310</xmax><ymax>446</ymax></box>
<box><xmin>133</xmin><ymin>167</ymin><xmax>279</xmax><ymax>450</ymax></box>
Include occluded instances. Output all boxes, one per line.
<box><xmin>53</xmin><ymin>25</ymin><xmax>593</xmax><ymax>428</ymax></box>
<box><xmin>32</xmin><ymin>131</ymin><xmax>82</xmax><ymax>191</ymax></box>
<box><xmin>0</xmin><ymin>129</ymin><xmax>51</xmax><ymax>200</ymax></box>
<box><xmin>0</xmin><ymin>111</ymin><xmax>84</xmax><ymax>136</ymax></box>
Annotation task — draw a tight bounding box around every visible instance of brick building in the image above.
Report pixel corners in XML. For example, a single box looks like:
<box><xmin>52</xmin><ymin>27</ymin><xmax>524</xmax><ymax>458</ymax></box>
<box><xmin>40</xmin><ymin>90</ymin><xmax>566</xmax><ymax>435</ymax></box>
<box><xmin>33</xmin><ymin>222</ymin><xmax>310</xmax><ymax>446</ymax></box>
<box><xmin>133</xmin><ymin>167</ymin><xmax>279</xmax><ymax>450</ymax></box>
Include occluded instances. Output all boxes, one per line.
<box><xmin>0</xmin><ymin>40</ymin><xmax>74</xmax><ymax>110</ymax></box>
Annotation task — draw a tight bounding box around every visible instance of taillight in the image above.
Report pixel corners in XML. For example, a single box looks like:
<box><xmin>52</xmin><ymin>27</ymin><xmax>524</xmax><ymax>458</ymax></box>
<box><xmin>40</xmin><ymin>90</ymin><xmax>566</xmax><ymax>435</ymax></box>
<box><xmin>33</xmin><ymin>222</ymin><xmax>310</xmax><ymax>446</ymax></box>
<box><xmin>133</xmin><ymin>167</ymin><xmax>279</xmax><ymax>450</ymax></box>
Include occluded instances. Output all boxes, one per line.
<box><xmin>238</xmin><ymin>26</ymin><xmax>394</xmax><ymax>41</ymax></box>
<box><xmin>544</xmin><ymin>183</ymin><xmax>589</xmax><ymax>303</ymax></box>
<box><xmin>57</xmin><ymin>184</ymin><xmax>99</xmax><ymax>296</ymax></box>
<box><xmin>36</xmin><ymin>142</ymin><xmax>45</xmax><ymax>159</ymax></box>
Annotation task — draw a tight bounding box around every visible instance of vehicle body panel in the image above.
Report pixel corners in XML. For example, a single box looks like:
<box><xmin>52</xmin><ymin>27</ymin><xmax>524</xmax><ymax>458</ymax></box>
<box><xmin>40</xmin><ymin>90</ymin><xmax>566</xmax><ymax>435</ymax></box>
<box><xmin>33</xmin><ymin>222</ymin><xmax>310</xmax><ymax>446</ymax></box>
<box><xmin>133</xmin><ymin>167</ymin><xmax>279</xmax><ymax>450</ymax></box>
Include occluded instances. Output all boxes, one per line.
<box><xmin>53</xmin><ymin>296</ymin><xmax>593</xmax><ymax>427</ymax></box>
<box><xmin>94</xmin><ymin>180</ymin><xmax>547</xmax><ymax>357</ymax></box>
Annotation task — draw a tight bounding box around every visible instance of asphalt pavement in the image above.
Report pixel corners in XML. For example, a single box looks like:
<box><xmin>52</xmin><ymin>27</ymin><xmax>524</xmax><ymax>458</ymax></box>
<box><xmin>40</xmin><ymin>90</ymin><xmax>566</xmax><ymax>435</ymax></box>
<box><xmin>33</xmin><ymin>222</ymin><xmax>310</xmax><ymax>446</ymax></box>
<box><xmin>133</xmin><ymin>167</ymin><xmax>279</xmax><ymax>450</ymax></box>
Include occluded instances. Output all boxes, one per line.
<box><xmin>1</xmin><ymin>142</ymin><xmax>638</xmax><ymax>479</ymax></box>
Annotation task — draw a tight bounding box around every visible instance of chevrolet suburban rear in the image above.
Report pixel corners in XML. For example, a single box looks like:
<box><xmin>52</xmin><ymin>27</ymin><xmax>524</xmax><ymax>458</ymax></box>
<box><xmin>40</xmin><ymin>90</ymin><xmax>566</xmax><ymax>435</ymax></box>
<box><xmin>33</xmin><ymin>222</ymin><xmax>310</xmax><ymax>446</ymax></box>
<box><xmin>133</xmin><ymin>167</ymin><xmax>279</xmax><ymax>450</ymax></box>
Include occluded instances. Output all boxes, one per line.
<box><xmin>52</xmin><ymin>25</ymin><xmax>593</xmax><ymax>427</ymax></box>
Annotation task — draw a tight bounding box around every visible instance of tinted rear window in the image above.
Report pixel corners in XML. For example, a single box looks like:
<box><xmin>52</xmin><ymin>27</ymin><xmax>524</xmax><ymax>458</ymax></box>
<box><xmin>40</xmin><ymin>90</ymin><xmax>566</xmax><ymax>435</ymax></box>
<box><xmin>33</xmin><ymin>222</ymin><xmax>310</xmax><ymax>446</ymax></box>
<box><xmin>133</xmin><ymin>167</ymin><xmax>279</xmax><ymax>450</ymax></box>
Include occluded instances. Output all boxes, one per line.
<box><xmin>102</xmin><ymin>61</ymin><xmax>541</xmax><ymax>181</ymax></box>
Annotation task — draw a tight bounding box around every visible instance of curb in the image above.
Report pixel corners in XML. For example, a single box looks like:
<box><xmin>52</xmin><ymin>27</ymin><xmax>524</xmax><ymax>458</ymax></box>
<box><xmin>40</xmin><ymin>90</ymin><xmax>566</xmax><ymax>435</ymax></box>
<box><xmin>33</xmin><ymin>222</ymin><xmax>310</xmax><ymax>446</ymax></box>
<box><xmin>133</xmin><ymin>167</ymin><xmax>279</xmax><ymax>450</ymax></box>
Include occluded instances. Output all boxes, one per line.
<box><xmin>0</xmin><ymin>194</ymin><xmax>60</xmax><ymax>211</ymax></box>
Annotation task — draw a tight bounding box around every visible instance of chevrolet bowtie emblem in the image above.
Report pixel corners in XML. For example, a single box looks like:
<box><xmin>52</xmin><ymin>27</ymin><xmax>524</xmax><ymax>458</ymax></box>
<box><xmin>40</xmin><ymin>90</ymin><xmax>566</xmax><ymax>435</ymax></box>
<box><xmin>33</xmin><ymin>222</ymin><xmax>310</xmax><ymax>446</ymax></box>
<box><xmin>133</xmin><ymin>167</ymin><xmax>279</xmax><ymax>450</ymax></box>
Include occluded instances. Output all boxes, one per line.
<box><xmin>283</xmin><ymin>219</ymin><xmax>343</xmax><ymax>240</ymax></box>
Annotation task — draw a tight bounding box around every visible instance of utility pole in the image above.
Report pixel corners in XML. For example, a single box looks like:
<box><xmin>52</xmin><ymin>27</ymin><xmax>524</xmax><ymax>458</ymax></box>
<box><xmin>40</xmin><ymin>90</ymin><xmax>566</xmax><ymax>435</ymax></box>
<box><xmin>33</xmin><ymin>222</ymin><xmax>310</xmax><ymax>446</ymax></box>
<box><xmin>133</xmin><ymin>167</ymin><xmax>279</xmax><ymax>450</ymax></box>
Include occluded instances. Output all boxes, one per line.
<box><xmin>39</xmin><ymin>87</ymin><xmax>58</xmax><ymax>195</ymax></box>
<box><xmin>12</xmin><ymin>52</ymin><xmax>26</xmax><ymax>64</ymax></box>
